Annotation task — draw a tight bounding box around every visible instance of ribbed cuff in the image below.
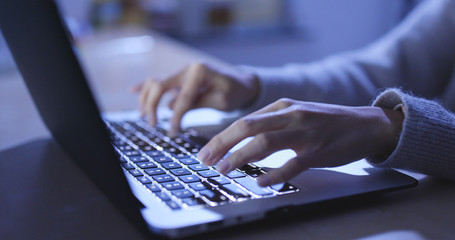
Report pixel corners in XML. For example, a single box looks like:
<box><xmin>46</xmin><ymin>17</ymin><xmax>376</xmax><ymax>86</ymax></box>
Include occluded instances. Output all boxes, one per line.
<box><xmin>368</xmin><ymin>89</ymin><xmax>455</xmax><ymax>180</ymax></box>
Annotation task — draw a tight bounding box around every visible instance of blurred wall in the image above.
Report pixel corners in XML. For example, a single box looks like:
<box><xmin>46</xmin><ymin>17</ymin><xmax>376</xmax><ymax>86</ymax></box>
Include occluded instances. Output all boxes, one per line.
<box><xmin>0</xmin><ymin>0</ymin><xmax>413</xmax><ymax>72</ymax></box>
<box><xmin>190</xmin><ymin>0</ymin><xmax>407</xmax><ymax>66</ymax></box>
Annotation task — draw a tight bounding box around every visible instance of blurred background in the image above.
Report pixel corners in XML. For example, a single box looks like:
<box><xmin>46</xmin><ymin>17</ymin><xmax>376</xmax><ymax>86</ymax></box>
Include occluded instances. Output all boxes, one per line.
<box><xmin>0</xmin><ymin>0</ymin><xmax>421</xmax><ymax>73</ymax></box>
<box><xmin>0</xmin><ymin>0</ymin><xmax>422</xmax><ymax>151</ymax></box>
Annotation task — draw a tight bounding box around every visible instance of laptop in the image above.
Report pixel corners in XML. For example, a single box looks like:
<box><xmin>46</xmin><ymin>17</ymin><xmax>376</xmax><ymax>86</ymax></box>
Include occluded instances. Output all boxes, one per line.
<box><xmin>0</xmin><ymin>0</ymin><xmax>417</xmax><ymax>238</ymax></box>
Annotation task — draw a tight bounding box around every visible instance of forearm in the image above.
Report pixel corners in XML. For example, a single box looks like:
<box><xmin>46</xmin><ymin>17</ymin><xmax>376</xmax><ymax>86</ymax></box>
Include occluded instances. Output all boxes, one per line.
<box><xmin>241</xmin><ymin>0</ymin><xmax>455</xmax><ymax>112</ymax></box>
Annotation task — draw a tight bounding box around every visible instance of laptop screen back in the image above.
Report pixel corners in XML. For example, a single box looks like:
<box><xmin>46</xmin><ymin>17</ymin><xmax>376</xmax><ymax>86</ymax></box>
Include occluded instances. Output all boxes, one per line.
<box><xmin>0</xmin><ymin>0</ymin><xmax>149</xmax><ymax>235</ymax></box>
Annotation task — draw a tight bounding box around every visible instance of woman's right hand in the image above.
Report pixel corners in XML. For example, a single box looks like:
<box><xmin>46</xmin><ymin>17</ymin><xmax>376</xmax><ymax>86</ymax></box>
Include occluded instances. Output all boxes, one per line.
<box><xmin>133</xmin><ymin>62</ymin><xmax>260</xmax><ymax>135</ymax></box>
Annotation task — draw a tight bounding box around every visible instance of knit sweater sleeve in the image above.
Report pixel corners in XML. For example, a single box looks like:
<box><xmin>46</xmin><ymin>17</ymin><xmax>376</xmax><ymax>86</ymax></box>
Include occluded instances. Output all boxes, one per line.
<box><xmin>368</xmin><ymin>89</ymin><xmax>455</xmax><ymax>180</ymax></box>
<box><xmin>240</xmin><ymin>0</ymin><xmax>455</xmax><ymax>113</ymax></box>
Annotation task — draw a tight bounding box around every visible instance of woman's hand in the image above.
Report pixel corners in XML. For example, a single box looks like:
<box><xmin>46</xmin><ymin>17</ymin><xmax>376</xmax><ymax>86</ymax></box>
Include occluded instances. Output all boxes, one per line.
<box><xmin>133</xmin><ymin>62</ymin><xmax>259</xmax><ymax>135</ymax></box>
<box><xmin>198</xmin><ymin>98</ymin><xmax>404</xmax><ymax>187</ymax></box>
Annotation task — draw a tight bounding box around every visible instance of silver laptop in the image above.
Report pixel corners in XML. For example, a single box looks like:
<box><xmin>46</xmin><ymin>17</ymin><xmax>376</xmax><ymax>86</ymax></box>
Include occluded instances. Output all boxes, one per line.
<box><xmin>0</xmin><ymin>0</ymin><xmax>417</xmax><ymax>238</ymax></box>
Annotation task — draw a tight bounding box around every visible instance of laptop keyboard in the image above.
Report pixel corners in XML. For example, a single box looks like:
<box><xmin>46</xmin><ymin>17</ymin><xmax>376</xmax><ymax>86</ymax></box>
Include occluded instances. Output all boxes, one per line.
<box><xmin>105</xmin><ymin>119</ymin><xmax>298</xmax><ymax>210</ymax></box>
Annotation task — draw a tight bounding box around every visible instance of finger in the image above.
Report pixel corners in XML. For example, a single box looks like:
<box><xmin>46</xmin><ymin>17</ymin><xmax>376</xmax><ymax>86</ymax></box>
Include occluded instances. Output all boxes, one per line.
<box><xmin>142</xmin><ymin>76</ymin><xmax>180</xmax><ymax>125</ymax></box>
<box><xmin>257</xmin><ymin>155</ymin><xmax>312</xmax><ymax>187</ymax></box>
<box><xmin>199</xmin><ymin>107</ymin><xmax>293</xmax><ymax>166</ymax></box>
<box><xmin>138</xmin><ymin>79</ymin><xmax>154</xmax><ymax>116</ymax></box>
<box><xmin>215</xmin><ymin>131</ymin><xmax>291</xmax><ymax>174</ymax></box>
<box><xmin>167</xmin><ymin>90</ymin><xmax>178</xmax><ymax>110</ymax></box>
<box><xmin>143</xmin><ymin>83</ymin><xmax>167</xmax><ymax>126</ymax></box>
<box><xmin>249</xmin><ymin>97</ymin><xmax>294</xmax><ymax>116</ymax></box>
<box><xmin>169</xmin><ymin>66</ymin><xmax>207</xmax><ymax>135</ymax></box>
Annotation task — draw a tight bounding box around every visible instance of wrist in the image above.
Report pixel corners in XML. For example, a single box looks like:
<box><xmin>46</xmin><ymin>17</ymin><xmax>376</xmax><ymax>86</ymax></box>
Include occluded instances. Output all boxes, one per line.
<box><xmin>372</xmin><ymin>107</ymin><xmax>404</xmax><ymax>159</ymax></box>
<box><xmin>242</xmin><ymin>73</ymin><xmax>260</xmax><ymax>109</ymax></box>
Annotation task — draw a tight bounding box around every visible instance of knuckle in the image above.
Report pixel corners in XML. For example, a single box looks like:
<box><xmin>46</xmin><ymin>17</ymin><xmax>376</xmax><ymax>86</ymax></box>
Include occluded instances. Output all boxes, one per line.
<box><xmin>235</xmin><ymin>117</ymin><xmax>255</xmax><ymax>133</ymax></box>
<box><xmin>288</xmin><ymin>106</ymin><xmax>303</xmax><ymax>118</ymax></box>
<box><xmin>179</xmin><ymin>90</ymin><xmax>192</xmax><ymax>100</ymax></box>
<box><xmin>189</xmin><ymin>62</ymin><xmax>208</xmax><ymax>73</ymax></box>
<box><xmin>150</xmin><ymin>79</ymin><xmax>166</xmax><ymax>92</ymax></box>
<box><xmin>276</xmin><ymin>98</ymin><xmax>293</xmax><ymax>108</ymax></box>
<box><xmin>209</xmin><ymin>135</ymin><xmax>223</xmax><ymax>151</ymax></box>
<box><xmin>147</xmin><ymin>77</ymin><xmax>161</xmax><ymax>87</ymax></box>
<box><xmin>228</xmin><ymin>151</ymin><xmax>244</xmax><ymax>166</ymax></box>
<box><xmin>284</xmin><ymin>105</ymin><xmax>306</xmax><ymax>124</ymax></box>
<box><xmin>216</xmin><ymin>94</ymin><xmax>230</xmax><ymax>110</ymax></box>
<box><xmin>255</xmin><ymin>133</ymin><xmax>273</xmax><ymax>149</ymax></box>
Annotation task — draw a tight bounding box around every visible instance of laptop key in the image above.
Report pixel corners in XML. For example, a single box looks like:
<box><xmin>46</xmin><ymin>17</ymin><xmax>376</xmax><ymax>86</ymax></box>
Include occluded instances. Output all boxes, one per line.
<box><xmin>153</xmin><ymin>156</ymin><xmax>173</xmax><ymax>164</ymax></box>
<box><xmin>179</xmin><ymin>175</ymin><xmax>201</xmax><ymax>183</ymax></box>
<box><xmin>188</xmin><ymin>164</ymin><xmax>209</xmax><ymax>171</ymax></box>
<box><xmin>199</xmin><ymin>189</ymin><xmax>228</xmax><ymax>203</ymax></box>
<box><xmin>198</xmin><ymin>170</ymin><xmax>220</xmax><ymax>178</ymax></box>
<box><xmin>129</xmin><ymin>156</ymin><xmax>148</xmax><ymax>163</ymax></box>
<box><xmin>140</xmin><ymin>145</ymin><xmax>155</xmax><ymax>151</ymax></box>
<box><xmin>166</xmin><ymin>147</ymin><xmax>182</xmax><ymax>155</ymax></box>
<box><xmin>145</xmin><ymin>183</ymin><xmax>161</xmax><ymax>192</ymax></box>
<box><xmin>172</xmin><ymin>137</ymin><xmax>184</xmax><ymax>144</ymax></box>
<box><xmin>171</xmin><ymin>189</ymin><xmax>194</xmax><ymax>199</ymax></box>
<box><xmin>128</xmin><ymin>135</ymin><xmax>140</xmax><ymax>142</ymax></box>
<box><xmin>112</xmin><ymin>140</ymin><xmax>127</xmax><ymax>147</ymax></box>
<box><xmin>123</xmin><ymin>150</ymin><xmax>141</xmax><ymax>157</ymax></box>
<box><xmin>239</xmin><ymin>164</ymin><xmax>265</xmax><ymax>178</ymax></box>
<box><xmin>160</xmin><ymin>142</ymin><xmax>172</xmax><ymax>149</ymax></box>
<box><xmin>144</xmin><ymin>150</ymin><xmax>163</xmax><ymax>158</ymax></box>
<box><xmin>171</xmin><ymin>152</ymin><xmax>188</xmax><ymax>159</ymax></box>
<box><xmin>182</xmin><ymin>198</ymin><xmax>205</xmax><ymax>206</ymax></box>
<box><xmin>137</xmin><ymin>176</ymin><xmax>153</xmax><ymax>184</ymax></box>
<box><xmin>161</xmin><ymin>162</ymin><xmax>182</xmax><ymax>170</ymax></box>
<box><xmin>226</xmin><ymin>170</ymin><xmax>246</xmax><ymax>179</ymax></box>
<box><xmin>270</xmin><ymin>182</ymin><xmax>299</xmax><ymax>193</ymax></box>
<box><xmin>220</xmin><ymin>183</ymin><xmax>250</xmax><ymax>199</ymax></box>
<box><xmin>153</xmin><ymin>174</ymin><xmax>175</xmax><ymax>183</ymax></box>
<box><xmin>207</xmin><ymin>176</ymin><xmax>230</xmax><ymax>186</ymax></box>
<box><xmin>162</xmin><ymin>181</ymin><xmax>184</xmax><ymax>190</ymax></box>
<box><xmin>189</xmin><ymin>182</ymin><xmax>207</xmax><ymax>191</ymax></box>
<box><xmin>145</xmin><ymin>168</ymin><xmax>165</xmax><ymax>176</ymax></box>
<box><xmin>129</xmin><ymin>169</ymin><xmax>143</xmax><ymax>177</ymax></box>
<box><xmin>122</xmin><ymin>163</ymin><xmax>135</xmax><ymax>170</ymax></box>
<box><xmin>179</xmin><ymin>157</ymin><xmax>199</xmax><ymax>165</ymax></box>
<box><xmin>119</xmin><ymin>156</ymin><xmax>127</xmax><ymax>163</ymax></box>
<box><xmin>118</xmin><ymin>145</ymin><xmax>134</xmax><ymax>151</ymax></box>
<box><xmin>166</xmin><ymin>201</ymin><xmax>181</xmax><ymax>210</ymax></box>
<box><xmin>137</xmin><ymin>162</ymin><xmax>157</xmax><ymax>169</ymax></box>
<box><xmin>170</xmin><ymin>168</ymin><xmax>191</xmax><ymax>176</ymax></box>
<box><xmin>234</xmin><ymin>177</ymin><xmax>273</xmax><ymax>196</ymax></box>
<box><xmin>133</xmin><ymin>140</ymin><xmax>148</xmax><ymax>147</ymax></box>
<box><xmin>155</xmin><ymin>192</ymin><xmax>171</xmax><ymax>201</ymax></box>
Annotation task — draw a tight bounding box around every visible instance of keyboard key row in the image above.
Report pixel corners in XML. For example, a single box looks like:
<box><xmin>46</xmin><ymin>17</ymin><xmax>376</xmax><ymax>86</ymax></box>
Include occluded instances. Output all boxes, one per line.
<box><xmin>110</xmin><ymin>121</ymin><xmax>298</xmax><ymax>209</ymax></box>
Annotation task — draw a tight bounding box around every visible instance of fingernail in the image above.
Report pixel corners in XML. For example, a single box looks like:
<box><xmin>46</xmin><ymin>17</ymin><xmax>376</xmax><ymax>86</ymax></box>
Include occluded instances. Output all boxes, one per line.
<box><xmin>216</xmin><ymin>160</ymin><xmax>231</xmax><ymax>174</ymax></box>
<box><xmin>147</xmin><ymin>118</ymin><xmax>154</xmax><ymax>126</ymax></box>
<box><xmin>168</xmin><ymin>130</ymin><xmax>177</xmax><ymax>138</ymax></box>
<box><xmin>257</xmin><ymin>175</ymin><xmax>272</xmax><ymax>187</ymax></box>
<box><xmin>198</xmin><ymin>147</ymin><xmax>211</xmax><ymax>164</ymax></box>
